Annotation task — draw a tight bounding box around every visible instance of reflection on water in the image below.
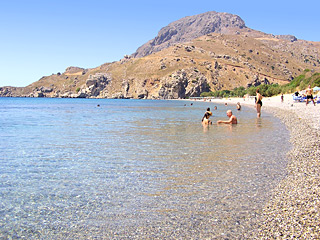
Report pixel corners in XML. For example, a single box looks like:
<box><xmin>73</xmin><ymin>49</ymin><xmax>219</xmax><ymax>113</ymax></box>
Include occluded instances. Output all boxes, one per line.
<box><xmin>256</xmin><ymin>117</ymin><xmax>263</xmax><ymax>128</ymax></box>
<box><xmin>0</xmin><ymin>98</ymin><xmax>290</xmax><ymax>239</ymax></box>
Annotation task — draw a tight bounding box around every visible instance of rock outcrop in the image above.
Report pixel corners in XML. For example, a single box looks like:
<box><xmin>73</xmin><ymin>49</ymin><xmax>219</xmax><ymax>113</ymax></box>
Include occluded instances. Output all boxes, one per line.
<box><xmin>0</xmin><ymin>87</ymin><xmax>19</xmax><ymax>97</ymax></box>
<box><xmin>276</xmin><ymin>34</ymin><xmax>297</xmax><ymax>42</ymax></box>
<box><xmin>76</xmin><ymin>73</ymin><xmax>111</xmax><ymax>98</ymax></box>
<box><xmin>65</xmin><ymin>66</ymin><xmax>87</xmax><ymax>75</ymax></box>
<box><xmin>132</xmin><ymin>11</ymin><xmax>246</xmax><ymax>58</ymax></box>
<box><xmin>157</xmin><ymin>69</ymin><xmax>210</xmax><ymax>99</ymax></box>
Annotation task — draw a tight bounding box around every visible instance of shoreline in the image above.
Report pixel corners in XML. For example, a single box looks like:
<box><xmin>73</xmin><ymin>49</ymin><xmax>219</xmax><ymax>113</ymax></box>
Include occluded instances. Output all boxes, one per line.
<box><xmin>195</xmin><ymin>94</ymin><xmax>320</xmax><ymax>238</ymax></box>
<box><xmin>193</xmin><ymin>93</ymin><xmax>319</xmax><ymax>130</ymax></box>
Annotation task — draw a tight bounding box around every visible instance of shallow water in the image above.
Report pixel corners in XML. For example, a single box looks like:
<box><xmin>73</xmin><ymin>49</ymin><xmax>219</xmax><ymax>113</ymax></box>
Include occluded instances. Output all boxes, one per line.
<box><xmin>0</xmin><ymin>98</ymin><xmax>290</xmax><ymax>239</ymax></box>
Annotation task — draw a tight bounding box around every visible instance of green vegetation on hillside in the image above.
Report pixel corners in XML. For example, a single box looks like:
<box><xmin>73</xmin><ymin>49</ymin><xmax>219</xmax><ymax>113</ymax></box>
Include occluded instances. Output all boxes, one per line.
<box><xmin>201</xmin><ymin>70</ymin><xmax>320</xmax><ymax>98</ymax></box>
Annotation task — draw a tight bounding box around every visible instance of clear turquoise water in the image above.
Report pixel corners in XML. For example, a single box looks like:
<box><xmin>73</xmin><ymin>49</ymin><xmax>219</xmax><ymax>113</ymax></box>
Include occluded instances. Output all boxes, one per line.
<box><xmin>0</xmin><ymin>98</ymin><xmax>290</xmax><ymax>239</ymax></box>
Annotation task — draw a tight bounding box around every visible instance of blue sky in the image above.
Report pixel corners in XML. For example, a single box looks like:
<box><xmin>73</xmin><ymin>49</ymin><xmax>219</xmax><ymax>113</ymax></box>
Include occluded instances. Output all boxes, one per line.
<box><xmin>0</xmin><ymin>0</ymin><xmax>319</xmax><ymax>87</ymax></box>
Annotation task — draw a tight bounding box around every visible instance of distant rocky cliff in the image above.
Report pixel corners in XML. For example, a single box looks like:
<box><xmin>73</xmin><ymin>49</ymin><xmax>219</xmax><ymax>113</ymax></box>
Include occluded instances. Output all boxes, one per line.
<box><xmin>132</xmin><ymin>11</ymin><xmax>246</xmax><ymax>58</ymax></box>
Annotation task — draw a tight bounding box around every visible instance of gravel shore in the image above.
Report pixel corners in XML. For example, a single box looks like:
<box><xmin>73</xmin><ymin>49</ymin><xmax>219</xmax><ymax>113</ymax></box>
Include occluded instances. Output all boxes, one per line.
<box><xmin>207</xmin><ymin>94</ymin><xmax>320</xmax><ymax>238</ymax></box>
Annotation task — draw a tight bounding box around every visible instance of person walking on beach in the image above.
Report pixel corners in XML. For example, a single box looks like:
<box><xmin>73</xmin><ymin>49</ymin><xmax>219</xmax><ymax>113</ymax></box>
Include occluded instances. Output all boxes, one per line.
<box><xmin>281</xmin><ymin>94</ymin><xmax>284</xmax><ymax>103</ymax></box>
<box><xmin>217</xmin><ymin>110</ymin><xmax>237</xmax><ymax>124</ymax></box>
<box><xmin>306</xmin><ymin>85</ymin><xmax>316</xmax><ymax>106</ymax></box>
<box><xmin>255</xmin><ymin>88</ymin><xmax>263</xmax><ymax>118</ymax></box>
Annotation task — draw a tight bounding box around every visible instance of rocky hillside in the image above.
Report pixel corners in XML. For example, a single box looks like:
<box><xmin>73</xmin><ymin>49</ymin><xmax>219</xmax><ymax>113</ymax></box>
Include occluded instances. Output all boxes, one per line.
<box><xmin>132</xmin><ymin>11</ymin><xmax>246</xmax><ymax>58</ymax></box>
<box><xmin>1</xmin><ymin>11</ymin><xmax>320</xmax><ymax>99</ymax></box>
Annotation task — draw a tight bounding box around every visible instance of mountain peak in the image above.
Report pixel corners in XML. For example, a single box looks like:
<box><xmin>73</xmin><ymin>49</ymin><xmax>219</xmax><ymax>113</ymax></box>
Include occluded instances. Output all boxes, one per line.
<box><xmin>132</xmin><ymin>11</ymin><xmax>246</xmax><ymax>58</ymax></box>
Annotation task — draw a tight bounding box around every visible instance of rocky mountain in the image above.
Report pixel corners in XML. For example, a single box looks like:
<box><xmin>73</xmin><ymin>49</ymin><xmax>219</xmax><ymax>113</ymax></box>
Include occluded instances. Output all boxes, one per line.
<box><xmin>132</xmin><ymin>11</ymin><xmax>246</xmax><ymax>58</ymax></box>
<box><xmin>1</xmin><ymin>11</ymin><xmax>320</xmax><ymax>99</ymax></box>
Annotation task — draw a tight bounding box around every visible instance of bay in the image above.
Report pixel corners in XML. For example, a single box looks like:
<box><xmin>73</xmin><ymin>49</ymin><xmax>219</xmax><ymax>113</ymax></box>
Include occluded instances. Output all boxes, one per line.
<box><xmin>0</xmin><ymin>98</ymin><xmax>290</xmax><ymax>239</ymax></box>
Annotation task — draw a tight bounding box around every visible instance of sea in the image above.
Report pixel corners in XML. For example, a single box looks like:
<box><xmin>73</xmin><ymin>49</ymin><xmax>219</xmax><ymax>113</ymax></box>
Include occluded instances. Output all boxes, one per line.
<box><xmin>0</xmin><ymin>97</ymin><xmax>290</xmax><ymax>239</ymax></box>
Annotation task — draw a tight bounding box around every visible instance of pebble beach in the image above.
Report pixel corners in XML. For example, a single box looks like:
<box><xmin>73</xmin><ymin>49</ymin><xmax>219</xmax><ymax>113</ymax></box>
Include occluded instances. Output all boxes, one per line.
<box><xmin>204</xmin><ymin>94</ymin><xmax>320</xmax><ymax>238</ymax></box>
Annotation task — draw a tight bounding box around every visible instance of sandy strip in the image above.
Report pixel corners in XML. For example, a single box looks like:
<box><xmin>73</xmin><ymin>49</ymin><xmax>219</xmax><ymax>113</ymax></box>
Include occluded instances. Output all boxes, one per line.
<box><xmin>198</xmin><ymin>94</ymin><xmax>320</xmax><ymax>238</ymax></box>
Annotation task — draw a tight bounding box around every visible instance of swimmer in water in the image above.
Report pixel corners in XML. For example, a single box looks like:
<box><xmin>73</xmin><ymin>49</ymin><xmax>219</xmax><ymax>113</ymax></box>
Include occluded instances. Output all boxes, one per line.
<box><xmin>217</xmin><ymin>110</ymin><xmax>237</xmax><ymax>124</ymax></box>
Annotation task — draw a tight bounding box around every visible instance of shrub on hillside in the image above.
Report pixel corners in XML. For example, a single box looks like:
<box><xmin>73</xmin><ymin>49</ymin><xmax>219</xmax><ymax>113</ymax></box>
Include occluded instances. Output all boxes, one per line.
<box><xmin>199</xmin><ymin>72</ymin><xmax>320</xmax><ymax>98</ymax></box>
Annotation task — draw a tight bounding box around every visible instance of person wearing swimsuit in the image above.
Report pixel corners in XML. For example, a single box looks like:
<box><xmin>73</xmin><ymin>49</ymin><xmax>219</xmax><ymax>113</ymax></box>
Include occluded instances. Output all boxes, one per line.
<box><xmin>202</xmin><ymin>112</ymin><xmax>212</xmax><ymax>125</ymax></box>
<box><xmin>236</xmin><ymin>102</ymin><xmax>241</xmax><ymax>110</ymax></box>
<box><xmin>255</xmin><ymin>88</ymin><xmax>263</xmax><ymax>118</ymax></box>
<box><xmin>205</xmin><ymin>108</ymin><xmax>213</xmax><ymax>118</ymax></box>
<box><xmin>306</xmin><ymin>85</ymin><xmax>315</xmax><ymax>106</ymax></box>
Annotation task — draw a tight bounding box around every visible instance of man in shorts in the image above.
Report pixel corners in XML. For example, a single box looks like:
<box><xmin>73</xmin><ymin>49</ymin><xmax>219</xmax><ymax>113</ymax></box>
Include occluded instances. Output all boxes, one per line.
<box><xmin>306</xmin><ymin>85</ymin><xmax>315</xmax><ymax>106</ymax></box>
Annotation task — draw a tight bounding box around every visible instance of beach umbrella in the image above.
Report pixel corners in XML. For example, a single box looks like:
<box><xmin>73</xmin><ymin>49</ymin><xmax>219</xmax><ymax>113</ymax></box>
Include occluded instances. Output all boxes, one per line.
<box><xmin>313</xmin><ymin>86</ymin><xmax>320</xmax><ymax>91</ymax></box>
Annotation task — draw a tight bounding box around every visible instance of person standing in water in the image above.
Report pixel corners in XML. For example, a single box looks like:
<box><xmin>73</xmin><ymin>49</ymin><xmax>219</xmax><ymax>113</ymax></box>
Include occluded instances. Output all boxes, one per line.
<box><xmin>255</xmin><ymin>88</ymin><xmax>263</xmax><ymax>118</ymax></box>
<box><xmin>202</xmin><ymin>112</ymin><xmax>212</xmax><ymax>125</ymax></box>
<box><xmin>236</xmin><ymin>102</ymin><xmax>241</xmax><ymax>110</ymax></box>
<box><xmin>202</xmin><ymin>108</ymin><xmax>212</xmax><ymax>125</ymax></box>
<box><xmin>205</xmin><ymin>108</ymin><xmax>212</xmax><ymax>117</ymax></box>
<box><xmin>217</xmin><ymin>110</ymin><xmax>237</xmax><ymax>124</ymax></box>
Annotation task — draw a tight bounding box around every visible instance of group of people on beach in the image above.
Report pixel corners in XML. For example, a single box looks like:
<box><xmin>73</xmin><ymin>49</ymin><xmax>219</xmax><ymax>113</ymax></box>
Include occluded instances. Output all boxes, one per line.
<box><xmin>202</xmin><ymin>88</ymin><xmax>263</xmax><ymax>126</ymax></box>
<box><xmin>201</xmin><ymin>84</ymin><xmax>319</xmax><ymax>127</ymax></box>
<box><xmin>292</xmin><ymin>85</ymin><xmax>317</xmax><ymax>106</ymax></box>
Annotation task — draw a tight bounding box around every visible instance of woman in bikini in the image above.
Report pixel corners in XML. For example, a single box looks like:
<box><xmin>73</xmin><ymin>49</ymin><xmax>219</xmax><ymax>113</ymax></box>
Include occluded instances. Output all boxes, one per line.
<box><xmin>255</xmin><ymin>88</ymin><xmax>263</xmax><ymax>118</ymax></box>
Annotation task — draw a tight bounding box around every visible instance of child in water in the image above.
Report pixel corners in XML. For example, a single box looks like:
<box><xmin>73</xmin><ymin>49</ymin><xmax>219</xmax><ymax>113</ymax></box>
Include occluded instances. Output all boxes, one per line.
<box><xmin>202</xmin><ymin>112</ymin><xmax>212</xmax><ymax>125</ymax></box>
<box><xmin>205</xmin><ymin>107</ymin><xmax>212</xmax><ymax>117</ymax></box>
